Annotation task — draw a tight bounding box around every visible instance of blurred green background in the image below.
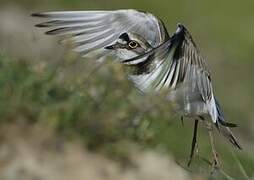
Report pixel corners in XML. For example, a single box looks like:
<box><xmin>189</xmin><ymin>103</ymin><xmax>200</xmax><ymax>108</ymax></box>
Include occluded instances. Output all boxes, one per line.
<box><xmin>0</xmin><ymin>0</ymin><xmax>253</xmax><ymax>179</ymax></box>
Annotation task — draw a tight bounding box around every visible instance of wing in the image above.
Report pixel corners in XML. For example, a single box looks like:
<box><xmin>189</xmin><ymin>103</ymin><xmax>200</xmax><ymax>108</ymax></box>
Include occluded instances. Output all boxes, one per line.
<box><xmin>123</xmin><ymin>24</ymin><xmax>217</xmax><ymax>119</ymax></box>
<box><xmin>124</xmin><ymin>24</ymin><xmax>239</xmax><ymax>127</ymax></box>
<box><xmin>32</xmin><ymin>9</ymin><xmax>169</xmax><ymax>60</ymax></box>
<box><xmin>122</xmin><ymin>24</ymin><xmax>211</xmax><ymax>94</ymax></box>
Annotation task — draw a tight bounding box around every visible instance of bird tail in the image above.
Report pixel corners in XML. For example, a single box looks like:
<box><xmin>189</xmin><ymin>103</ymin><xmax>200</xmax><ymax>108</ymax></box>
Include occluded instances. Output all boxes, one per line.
<box><xmin>215</xmin><ymin>98</ymin><xmax>242</xmax><ymax>150</ymax></box>
<box><xmin>219</xmin><ymin>126</ymin><xmax>242</xmax><ymax>150</ymax></box>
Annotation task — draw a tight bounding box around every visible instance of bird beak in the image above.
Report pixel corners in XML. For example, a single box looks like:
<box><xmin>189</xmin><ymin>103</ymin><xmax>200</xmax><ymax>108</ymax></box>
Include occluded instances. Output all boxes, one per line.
<box><xmin>105</xmin><ymin>43</ymin><xmax>118</xmax><ymax>50</ymax></box>
<box><xmin>105</xmin><ymin>44</ymin><xmax>115</xmax><ymax>50</ymax></box>
<box><xmin>105</xmin><ymin>42</ymin><xmax>125</xmax><ymax>50</ymax></box>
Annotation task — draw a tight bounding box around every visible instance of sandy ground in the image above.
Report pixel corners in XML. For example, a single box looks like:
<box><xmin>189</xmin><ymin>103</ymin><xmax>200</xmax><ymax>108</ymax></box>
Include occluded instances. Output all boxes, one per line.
<box><xmin>0</xmin><ymin>125</ymin><xmax>192</xmax><ymax>180</ymax></box>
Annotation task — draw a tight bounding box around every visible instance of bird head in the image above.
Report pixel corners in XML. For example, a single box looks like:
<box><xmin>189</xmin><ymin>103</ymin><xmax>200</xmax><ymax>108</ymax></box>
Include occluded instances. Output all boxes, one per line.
<box><xmin>105</xmin><ymin>32</ymin><xmax>152</xmax><ymax>60</ymax></box>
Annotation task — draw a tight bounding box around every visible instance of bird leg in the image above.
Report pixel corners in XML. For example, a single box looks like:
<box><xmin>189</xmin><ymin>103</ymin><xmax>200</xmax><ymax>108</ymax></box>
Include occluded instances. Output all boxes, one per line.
<box><xmin>187</xmin><ymin>119</ymin><xmax>199</xmax><ymax>166</ymax></box>
<box><xmin>181</xmin><ymin>116</ymin><xmax>184</xmax><ymax>126</ymax></box>
<box><xmin>207</xmin><ymin>122</ymin><xmax>220</xmax><ymax>172</ymax></box>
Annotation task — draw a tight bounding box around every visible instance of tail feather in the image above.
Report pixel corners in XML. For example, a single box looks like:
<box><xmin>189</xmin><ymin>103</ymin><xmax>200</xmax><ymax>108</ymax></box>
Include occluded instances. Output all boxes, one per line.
<box><xmin>220</xmin><ymin>126</ymin><xmax>242</xmax><ymax>150</ymax></box>
<box><xmin>219</xmin><ymin>120</ymin><xmax>237</xmax><ymax>128</ymax></box>
<box><xmin>215</xmin><ymin>98</ymin><xmax>237</xmax><ymax>127</ymax></box>
<box><xmin>215</xmin><ymin>98</ymin><xmax>242</xmax><ymax>149</ymax></box>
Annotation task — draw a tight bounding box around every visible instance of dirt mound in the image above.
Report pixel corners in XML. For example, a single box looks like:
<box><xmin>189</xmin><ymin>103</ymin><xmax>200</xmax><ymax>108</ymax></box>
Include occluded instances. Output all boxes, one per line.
<box><xmin>0</xmin><ymin>125</ymin><xmax>191</xmax><ymax>180</ymax></box>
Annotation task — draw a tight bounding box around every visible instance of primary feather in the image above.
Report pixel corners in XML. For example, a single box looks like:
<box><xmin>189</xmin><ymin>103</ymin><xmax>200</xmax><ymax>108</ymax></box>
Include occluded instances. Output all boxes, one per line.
<box><xmin>32</xmin><ymin>10</ymin><xmax>169</xmax><ymax>60</ymax></box>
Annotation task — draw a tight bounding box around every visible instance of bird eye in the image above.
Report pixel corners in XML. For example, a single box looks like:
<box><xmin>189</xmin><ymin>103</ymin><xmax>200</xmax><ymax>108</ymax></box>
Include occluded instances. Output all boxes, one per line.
<box><xmin>128</xmin><ymin>41</ymin><xmax>139</xmax><ymax>49</ymax></box>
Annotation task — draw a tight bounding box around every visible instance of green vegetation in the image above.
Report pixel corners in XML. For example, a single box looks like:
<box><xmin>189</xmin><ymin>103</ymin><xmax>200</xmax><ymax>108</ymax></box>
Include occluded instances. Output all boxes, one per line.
<box><xmin>0</xmin><ymin>53</ymin><xmax>253</xmax><ymax>179</ymax></box>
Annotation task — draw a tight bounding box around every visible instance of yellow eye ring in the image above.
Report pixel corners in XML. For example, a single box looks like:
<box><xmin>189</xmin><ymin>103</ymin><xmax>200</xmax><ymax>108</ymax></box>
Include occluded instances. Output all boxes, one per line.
<box><xmin>128</xmin><ymin>41</ymin><xmax>139</xmax><ymax>49</ymax></box>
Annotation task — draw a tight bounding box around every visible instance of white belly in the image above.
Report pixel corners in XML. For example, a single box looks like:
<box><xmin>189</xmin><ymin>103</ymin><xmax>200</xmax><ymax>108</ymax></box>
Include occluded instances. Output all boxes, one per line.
<box><xmin>166</xmin><ymin>88</ymin><xmax>209</xmax><ymax>118</ymax></box>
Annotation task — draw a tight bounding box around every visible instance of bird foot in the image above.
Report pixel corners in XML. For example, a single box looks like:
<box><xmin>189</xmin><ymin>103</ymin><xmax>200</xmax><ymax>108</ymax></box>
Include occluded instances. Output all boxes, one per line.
<box><xmin>210</xmin><ymin>153</ymin><xmax>221</xmax><ymax>174</ymax></box>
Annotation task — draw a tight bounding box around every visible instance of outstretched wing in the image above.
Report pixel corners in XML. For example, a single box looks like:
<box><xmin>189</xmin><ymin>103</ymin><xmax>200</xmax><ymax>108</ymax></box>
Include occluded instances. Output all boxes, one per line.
<box><xmin>122</xmin><ymin>24</ymin><xmax>210</xmax><ymax>92</ymax></box>
<box><xmin>123</xmin><ymin>24</ymin><xmax>217</xmax><ymax>120</ymax></box>
<box><xmin>124</xmin><ymin>24</ymin><xmax>238</xmax><ymax>128</ymax></box>
<box><xmin>124</xmin><ymin>24</ymin><xmax>241</xmax><ymax>149</ymax></box>
<box><xmin>32</xmin><ymin>9</ymin><xmax>169</xmax><ymax>60</ymax></box>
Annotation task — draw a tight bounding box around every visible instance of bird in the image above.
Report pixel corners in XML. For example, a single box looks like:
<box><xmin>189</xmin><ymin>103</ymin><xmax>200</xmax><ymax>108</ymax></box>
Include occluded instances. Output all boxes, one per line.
<box><xmin>32</xmin><ymin>9</ymin><xmax>241</xmax><ymax>167</ymax></box>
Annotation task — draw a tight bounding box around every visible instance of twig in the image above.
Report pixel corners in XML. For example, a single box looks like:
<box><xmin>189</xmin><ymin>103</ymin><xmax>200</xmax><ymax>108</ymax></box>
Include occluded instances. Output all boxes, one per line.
<box><xmin>219</xmin><ymin>169</ymin><xmax>236</xmax><ymax>180</ymax></box>
<box><xmin>198</xmin><ymin>155</ymin><xmax>236</xmax><ymax>180</ymax></box>
<box><xmin>231</xmin><ymin>150</ymin><xmax>250</xmax><ymax>180</ymax></box>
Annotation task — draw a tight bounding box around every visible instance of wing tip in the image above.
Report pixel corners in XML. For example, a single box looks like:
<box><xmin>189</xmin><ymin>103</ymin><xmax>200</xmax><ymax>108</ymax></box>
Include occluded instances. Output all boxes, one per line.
<box><xmin>229</xmin><ymin>132</ymin><xmax>242</xmax><ymax>150</ymax></box>
<box><xmin>35</xmin><ymin>23</ymin><xmax>48</xmax><ymax>28</ymax></box>
<box><xmin>219</xmin><ymin>120</ymin><xmax>238</xmax><ymax>128</ymax></box>
<box><xmin>34</xmin><ymin>21</ymin><xmax>58</xmax><ymax>28</ymax></box>
<box><xmin>31</xmin><ymin>12</ymin><xmax>48</xmax><ymax>18</ymax></box>
<box><xmin>45</xmin><ymin>29</ymin><xmax>59</xmax><ymax>35</ymax></box>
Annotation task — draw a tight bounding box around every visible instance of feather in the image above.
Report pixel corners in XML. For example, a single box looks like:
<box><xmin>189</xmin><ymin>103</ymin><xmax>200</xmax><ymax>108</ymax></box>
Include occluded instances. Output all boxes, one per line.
<box><xmin>32</xmin><ymin>9</ymin><xmax>169</xmax><ymax>58</ymax></box>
